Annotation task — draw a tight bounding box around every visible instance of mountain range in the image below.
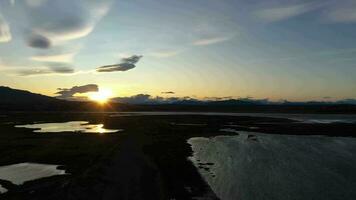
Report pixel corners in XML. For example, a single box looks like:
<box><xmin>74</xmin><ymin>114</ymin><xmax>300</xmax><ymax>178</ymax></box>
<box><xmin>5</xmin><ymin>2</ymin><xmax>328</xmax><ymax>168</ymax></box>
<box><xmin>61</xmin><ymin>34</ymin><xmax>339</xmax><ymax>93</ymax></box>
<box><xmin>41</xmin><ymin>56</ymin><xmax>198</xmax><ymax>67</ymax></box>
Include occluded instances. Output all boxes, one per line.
<box><xmin>0</xmin><ymin>86</ymin><xmax>355</xmax><ymax>113</ymax></box>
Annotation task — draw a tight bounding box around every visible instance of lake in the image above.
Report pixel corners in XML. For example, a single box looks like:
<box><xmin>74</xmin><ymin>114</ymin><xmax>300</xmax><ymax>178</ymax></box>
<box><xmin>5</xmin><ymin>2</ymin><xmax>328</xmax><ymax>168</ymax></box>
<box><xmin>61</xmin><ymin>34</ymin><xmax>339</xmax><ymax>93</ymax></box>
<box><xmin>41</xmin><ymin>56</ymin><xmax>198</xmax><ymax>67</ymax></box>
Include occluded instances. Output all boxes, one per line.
<box><xmin>110</xmin><ymin>112</ymin><xmax>356</xmax><ymax>123</ymax></box>
<box><xmin>15</xmin><ymin>121</ymin><xmax>121</xmax><ymax>133</ymax></box>
<box><xmin>188</xmin><ymin>131</ymin><xmax>356</xmax><ymax>200</ymax></box>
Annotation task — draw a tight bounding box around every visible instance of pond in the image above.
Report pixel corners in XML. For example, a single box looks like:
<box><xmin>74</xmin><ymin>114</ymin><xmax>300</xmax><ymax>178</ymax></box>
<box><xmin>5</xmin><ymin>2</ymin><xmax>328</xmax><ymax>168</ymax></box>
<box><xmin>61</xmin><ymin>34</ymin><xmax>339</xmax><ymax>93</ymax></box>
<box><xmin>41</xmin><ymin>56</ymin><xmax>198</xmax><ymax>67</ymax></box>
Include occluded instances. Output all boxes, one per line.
<box><xmin>0</xmin><ymin>163</ymin><xmax>67</xmax><ymax>194</ymax></box>
<box><xmin>15</xmin><ymin>121</ymin><xmax>121</xmax><ymax>133</ymax></box>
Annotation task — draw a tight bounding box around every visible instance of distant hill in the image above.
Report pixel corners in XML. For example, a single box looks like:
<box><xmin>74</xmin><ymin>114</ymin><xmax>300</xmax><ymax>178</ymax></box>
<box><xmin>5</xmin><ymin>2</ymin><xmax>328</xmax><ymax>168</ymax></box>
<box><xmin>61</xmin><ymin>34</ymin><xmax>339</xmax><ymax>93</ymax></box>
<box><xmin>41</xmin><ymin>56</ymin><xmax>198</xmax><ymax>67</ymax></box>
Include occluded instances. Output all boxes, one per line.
<box><xmin>0</xmin><ymin>86</ymin><xmax>59</xmax><ymax>104</ymax></box>
<box><xmin>0</xmin><ymin>86</ymin><xmax>355</xmax><ymax>114</ymax></box>
<box><xmin>0</xmin><ymin>86</ymin><xmax>70</xmax><ymax>111</ymax></box>
<box><xmin>0</xmin><ymin>86</ymin><xmax>132</xmax><ymax>111</ymax></box>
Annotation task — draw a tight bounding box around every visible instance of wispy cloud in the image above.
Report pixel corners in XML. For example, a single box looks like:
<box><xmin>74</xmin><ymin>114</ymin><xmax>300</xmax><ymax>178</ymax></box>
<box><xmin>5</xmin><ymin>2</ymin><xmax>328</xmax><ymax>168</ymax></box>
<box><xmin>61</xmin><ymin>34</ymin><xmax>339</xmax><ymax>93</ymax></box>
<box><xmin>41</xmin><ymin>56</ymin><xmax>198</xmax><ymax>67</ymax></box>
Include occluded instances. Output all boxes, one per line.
<box><xmin>10</xmin><ymin>0</ymin><xmax>15</xmax><ymax>6</ymax></box>
<box><xmin>26</xmin><ymin>0</ymin><xmax>112</xmax><ymax>43</ymax></box>
<box><xmin>161</xmin><ymin>91</ymin><xmax>175</xmax><ymax>94</ymax></box>
<box><xmin>255</xmin><ymin>2</ymin><xmax>319</xmax><ymax>22</ymax></box>
<box><xmin>30</xmin><ymin>52</ymin><xmax>76</xmax><ymax>63</ymax></box>
<box><xmin>192</xmin><ymin>19</ymin><xmax>238</xmax><ymax>46</ymax></box>
<box><xmin>25</xmin><ymin>0</ymin><xmax>47</xmax><ymax>7</ymax></box>
<box><xmin>193</xmin><ymin>35</ymin><xmax>234</xmax><ymax>46</ymax></box>
<box><xmin>323</xmin><ymin>3</ymin><xmax>356</xmax><ymax>23</ymax></box>
<box><xmin>16</xmin><ymin>68</ymin><xmax>57</xmax><ymax>76</ymax></box>
<box><xmin>16</xmin><ymin>66</ymin><xmax>74</xmax><ymax>76</ymax></box>
<box><xmin>96</xmin><ymin>55</ymin><xmax>143</xmax><ymax>72</ymax></box>
<box><xmin>48</xmin><ymin>63</ymin><xmax>74</xmax><ymax>73</ymax></box>
<box><xmin>2</xmin><ymin>61</ymin><xmax>75</xmax><ymax>76</ymax></box>
<box><xmin>0</xmin><ymin>13</ymin><xmax>11</xmax><ymax>43</ymax></box>
<box><xmin>148</xmin><ymin>49</ymin><xmax>180</xmax><ymax>58</ymax></box>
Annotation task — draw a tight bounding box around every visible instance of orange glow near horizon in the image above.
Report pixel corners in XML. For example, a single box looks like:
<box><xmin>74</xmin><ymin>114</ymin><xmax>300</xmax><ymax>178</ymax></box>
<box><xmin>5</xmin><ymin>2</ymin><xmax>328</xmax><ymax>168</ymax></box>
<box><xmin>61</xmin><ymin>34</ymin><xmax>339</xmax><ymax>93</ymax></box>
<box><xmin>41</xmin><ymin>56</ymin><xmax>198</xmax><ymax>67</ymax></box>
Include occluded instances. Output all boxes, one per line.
<box><xmin>88</xmin><ymin>88</ymin><xmax>113</xmax><ymax>104</ymax></box>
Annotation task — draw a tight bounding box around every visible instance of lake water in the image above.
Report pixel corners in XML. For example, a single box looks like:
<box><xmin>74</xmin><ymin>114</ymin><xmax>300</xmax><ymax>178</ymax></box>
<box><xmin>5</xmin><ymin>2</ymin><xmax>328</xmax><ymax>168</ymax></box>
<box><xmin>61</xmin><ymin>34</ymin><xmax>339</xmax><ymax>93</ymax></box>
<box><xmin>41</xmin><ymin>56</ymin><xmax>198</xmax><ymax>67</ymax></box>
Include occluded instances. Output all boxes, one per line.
<box><xmin>0</xmin><ymin>185</ymin><xmax>7</xmax><ymax>194</ymax></box>
<box><xmin>0</xmin><ymin>163</ymin><xmax>67</xmax><ymax>193</ymax></box>
<box><xmin>15</xmin><ymin>121</ymin><xmax>120</xmax><ymax>133</ymax></box>
<box><xmin>188</xmin><ymin>131</ymin><xmax>356</xmax><ymax>200</ymax></box>
<box><xmin>110</xmin><ymin>112</ymin><xmax>356</xmax><ymax>124</ymax></box>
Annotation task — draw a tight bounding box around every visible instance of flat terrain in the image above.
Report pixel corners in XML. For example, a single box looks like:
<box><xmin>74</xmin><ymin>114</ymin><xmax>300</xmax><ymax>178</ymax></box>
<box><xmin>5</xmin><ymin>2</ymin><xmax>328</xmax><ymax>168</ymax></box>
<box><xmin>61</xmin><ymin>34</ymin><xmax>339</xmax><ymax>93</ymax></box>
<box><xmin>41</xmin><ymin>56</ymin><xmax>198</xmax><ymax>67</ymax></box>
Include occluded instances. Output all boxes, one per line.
<box><xmin>0</xmin><ymin>112</ymin><xmax>355</xmax><ymax>199</ymax></box>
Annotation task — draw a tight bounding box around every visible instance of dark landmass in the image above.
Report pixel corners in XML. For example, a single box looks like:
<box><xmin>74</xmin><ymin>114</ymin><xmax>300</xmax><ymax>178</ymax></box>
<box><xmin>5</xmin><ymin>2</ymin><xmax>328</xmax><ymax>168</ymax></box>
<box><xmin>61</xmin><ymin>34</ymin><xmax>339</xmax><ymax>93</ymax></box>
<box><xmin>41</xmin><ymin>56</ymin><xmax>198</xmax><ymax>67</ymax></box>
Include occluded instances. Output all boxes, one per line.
<box><xmin>0</xmin><ymin>86</ymin><xmax>59</xmax><ymax>104</ymax></box>
<box><xmin>0</xmin><ymin>113</ymin><xmax>356</xmax><ymax>199</ymax></box>
<box><xmin>1</xmin><ymin>86</ymin><xmax>356</xmax><ymax>114</ymax></box>
<box><xmin>1</xmin><ymin>86</ymin><xmax>356</xmax><ymax>199</ymax></box>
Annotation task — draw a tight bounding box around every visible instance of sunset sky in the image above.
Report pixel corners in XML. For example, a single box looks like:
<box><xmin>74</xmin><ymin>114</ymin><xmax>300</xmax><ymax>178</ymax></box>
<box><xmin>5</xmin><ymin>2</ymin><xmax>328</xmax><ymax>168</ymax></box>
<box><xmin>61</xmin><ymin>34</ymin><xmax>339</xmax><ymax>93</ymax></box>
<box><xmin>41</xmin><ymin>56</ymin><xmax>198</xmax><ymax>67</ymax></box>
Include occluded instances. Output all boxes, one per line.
<box><xmin>0</xmin><ymin>0</ymin><xmax>356</xmax><ymax>101</ymax></box>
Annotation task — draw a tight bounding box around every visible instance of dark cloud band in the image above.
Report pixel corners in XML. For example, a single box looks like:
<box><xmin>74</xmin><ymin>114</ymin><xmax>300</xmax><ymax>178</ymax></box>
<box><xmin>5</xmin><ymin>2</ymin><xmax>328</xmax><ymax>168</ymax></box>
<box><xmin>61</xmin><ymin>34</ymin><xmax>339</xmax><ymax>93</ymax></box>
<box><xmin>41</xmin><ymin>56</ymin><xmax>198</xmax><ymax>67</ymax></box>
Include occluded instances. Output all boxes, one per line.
<box><xmin>96</xmin><ymin>55</ymin><xmax>143</xmax><ymax>72</ymax></box>
<box><xmin>56</xmin><ymin>84</ymin><xmax>98</xmax><ymax>99</ymax></box>
<box><xmin>27</xmin><ymin>33</ymin><xmax>51</xmax><ymax>49</ymax></box>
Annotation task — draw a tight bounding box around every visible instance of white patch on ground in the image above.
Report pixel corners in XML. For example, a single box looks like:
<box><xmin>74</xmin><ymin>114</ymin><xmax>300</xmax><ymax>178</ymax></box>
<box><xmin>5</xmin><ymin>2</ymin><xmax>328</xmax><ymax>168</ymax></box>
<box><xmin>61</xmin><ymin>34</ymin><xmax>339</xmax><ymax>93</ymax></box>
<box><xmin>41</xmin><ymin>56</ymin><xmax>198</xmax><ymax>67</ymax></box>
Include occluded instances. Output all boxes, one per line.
<box><xmin>188</xmin><ymin>132</ymin><xmax>356</xmax><ymax>200</ymax></box>
<box><xmin>0</xmin><ymin>163</ymin><xmax>67</xmax><ymax>185</ymax></box>
<box><xmin>0</xmin><ymin>184</ymin><xmax>7</xmax><ymax>193</ymax></box>
<box><xmin>171</xmin><ymin>123</ymin><xmax>207</xmax><ymax>126</ymax></box>
<box><xmin>299</xmin><ymin>119</ymin><xmax>347</xmax><ymax>124</ymax></box>
<box><xmin>220</xmin><ymin>128</ymin><xmax>239</xmax><ymax>133</ymax></box>
<box><xmin>224</xmin><ymin>124</ymin><xmax>259</xmax><ymax>130</ymax></box>
<box><xmin>15</xmin><ymin>121</ymin><xmax>120</xmax><ymax>133</ymax></box>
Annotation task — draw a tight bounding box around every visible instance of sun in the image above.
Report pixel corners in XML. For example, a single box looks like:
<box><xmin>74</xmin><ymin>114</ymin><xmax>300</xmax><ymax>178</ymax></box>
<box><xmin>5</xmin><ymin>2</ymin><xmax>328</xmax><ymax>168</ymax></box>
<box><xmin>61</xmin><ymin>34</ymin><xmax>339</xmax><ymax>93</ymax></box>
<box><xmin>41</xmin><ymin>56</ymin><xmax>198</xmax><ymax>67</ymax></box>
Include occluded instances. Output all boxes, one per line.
<box><xmin>88</xmin><ymin>89</ymin><xmax>113</xmax><ymax>104</ymax></box>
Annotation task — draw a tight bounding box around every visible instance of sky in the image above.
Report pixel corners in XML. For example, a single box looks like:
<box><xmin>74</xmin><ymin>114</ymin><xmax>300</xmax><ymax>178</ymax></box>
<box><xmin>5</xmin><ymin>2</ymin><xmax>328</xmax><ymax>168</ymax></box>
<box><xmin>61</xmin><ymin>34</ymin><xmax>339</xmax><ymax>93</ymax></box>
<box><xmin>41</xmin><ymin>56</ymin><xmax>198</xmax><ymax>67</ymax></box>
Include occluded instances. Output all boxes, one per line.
<box><xmin>0</xmin><ymin>0</ymin><xmax>356</xmax><ymax>101</ymax></box>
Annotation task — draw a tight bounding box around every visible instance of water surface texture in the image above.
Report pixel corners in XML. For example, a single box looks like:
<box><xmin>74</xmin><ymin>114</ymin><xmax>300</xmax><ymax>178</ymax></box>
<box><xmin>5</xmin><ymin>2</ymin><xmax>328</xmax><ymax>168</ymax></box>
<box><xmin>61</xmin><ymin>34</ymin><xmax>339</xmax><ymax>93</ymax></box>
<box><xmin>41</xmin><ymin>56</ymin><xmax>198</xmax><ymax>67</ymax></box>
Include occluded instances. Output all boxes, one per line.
<box><xmin>110</xmin><ymin>112</ymin><xmax>356</xmax><ymax>123</ymax></box>
<box><xmin>15</xmin><ymin>121</ymin><xmax>120</xmax><ymax>133</ymax></box>
<box><xmin>188</xmin><ymin>132</ymin><xmax>356</xmax><ymax>200</ymax></box>
<box><xmin>0</xmin><ymin>163</ymin><xmax>67</xmax><ymax>191</ymax></box>
<box><xmin>0</xmin><ymin>185</ymin><xmax>7</xmax><ymax>194</ymax></box>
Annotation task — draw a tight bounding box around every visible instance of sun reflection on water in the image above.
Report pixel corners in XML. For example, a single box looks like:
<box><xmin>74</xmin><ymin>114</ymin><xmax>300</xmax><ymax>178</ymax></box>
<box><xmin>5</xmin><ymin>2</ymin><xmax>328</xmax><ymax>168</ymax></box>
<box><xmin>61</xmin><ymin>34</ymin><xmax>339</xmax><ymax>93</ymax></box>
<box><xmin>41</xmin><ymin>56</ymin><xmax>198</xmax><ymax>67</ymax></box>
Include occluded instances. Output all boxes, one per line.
<box><xmin>15</xmin><ymin>121</ymin><xmax>121</xmax><ymax>134</ymax></box>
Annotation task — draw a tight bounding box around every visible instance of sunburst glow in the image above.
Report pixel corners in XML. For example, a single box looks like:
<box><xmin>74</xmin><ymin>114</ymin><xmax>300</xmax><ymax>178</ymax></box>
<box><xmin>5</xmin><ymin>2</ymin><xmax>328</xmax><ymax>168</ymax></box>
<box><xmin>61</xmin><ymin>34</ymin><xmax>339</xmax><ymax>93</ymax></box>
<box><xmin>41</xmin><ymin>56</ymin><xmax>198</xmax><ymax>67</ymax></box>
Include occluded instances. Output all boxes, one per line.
<box><xmin>88</xmin><ymin>89</ymin><xmax>112</xmax><ymax>104</ymax></box>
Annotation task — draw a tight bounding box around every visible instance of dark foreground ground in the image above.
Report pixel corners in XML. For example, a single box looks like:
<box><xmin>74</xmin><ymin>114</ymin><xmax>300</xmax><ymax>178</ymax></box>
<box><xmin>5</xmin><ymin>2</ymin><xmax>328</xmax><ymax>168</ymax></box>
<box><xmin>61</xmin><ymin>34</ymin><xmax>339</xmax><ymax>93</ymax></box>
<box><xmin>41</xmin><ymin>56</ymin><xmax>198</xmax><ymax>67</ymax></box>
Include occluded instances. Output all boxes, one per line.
<box><xmin>0</xmin><ymin>112</ymin><xmax>356</xmax><ymax>199</ymax></box>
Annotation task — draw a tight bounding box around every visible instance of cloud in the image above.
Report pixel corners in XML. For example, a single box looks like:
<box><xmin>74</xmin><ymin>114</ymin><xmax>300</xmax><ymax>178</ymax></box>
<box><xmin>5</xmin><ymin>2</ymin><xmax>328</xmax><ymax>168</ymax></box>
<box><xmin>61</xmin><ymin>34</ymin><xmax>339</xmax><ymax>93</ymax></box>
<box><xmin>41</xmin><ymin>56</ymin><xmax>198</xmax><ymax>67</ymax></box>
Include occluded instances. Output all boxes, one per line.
<box><xmin>112</xmin><ymin>94</ymin><xmax>198</xmax><ymax>104</ymax></box>
<box><xmin>193</xmin><ymin>35</ymin><xmax>233</xmax><ymax>46</ymax></box>
<box><xmin>27</xmin><ymin>33</ymin><xmax>51</xmax><ymax>49</ymax></box>
<box><xmin>203</xmin><ymin>96</ymin><xmax>234</xmax><ymax>101</ymax></box>
<box><xmin>0</xmin><ymin>14</ymin><xmax>11</xmax><ymax>43</ymax></box>
<box><xmin>110</xmin><ymin>93</ymin><xmax>356</xmax><ymax>105</ymax></box>
<box><xmin>17</xmin><ymin>68</ymin><xmax>53</xmax><ymax>76</ymax></box>
<box><xmin>48</xmin><ymin>63</ymin><xmax>74</xmax><ymax>73</ymax></box>
<box><xmin>96</xmin><ymin>63</ymin><xmax>136</xmax><ymax>72</ymax></box>
<box><xmin>96</xmin><ymin>55</ymin><xmax>143</xmax><ymax>72</ymax></box>
<box><xmin>25</xmin><ymin>0</ymin><xmax>47</xmax><ymax>7</ymax></box>
<box><xmin>161</xmin><ymin>91</ymin><xmax>175</xmax><ymax>94</ymax></box>
<box><xmin>50</xmin><ymin>66</ymin><xmax>74</xmax><ymax>73</ymax></box>
<box><xmin>26</xmin><ymin>0</ymin><xmax>111</xmax><ymax>42</ymax></box>
<box><xmin>34</xmin><ymin>19</ymin><xmax>94</xmax><ymax>42</ymax></box>
<box><xmin>15</xmin><ymin>63</ymin><xmax>74</xmax><ymax>76</ymax></box>
<box><xmin>336</xmin><ymin>99</ymin><xmax>356</xmax><ymax>105</ymax></box>
<box><xmin>56</xmin><ymin>84</ymin><xmax>98</xmax><ymax>99</ymax></box>
<box><xmin>323</xmin><ymin>4</ymin><xmax>356</xmax><ymax>23</ymax></box>
<box><xmin>192</xmin><ymin>19</ymin><xmax>238</xmax><ymax>47</ymax></box>
<box><xmin>112</xmin><ymin>94</ymin><xmax>153</xmax><ymax>104</ymax></box>
<box><xmin>255</xmin><ymin>2</ymin><xmax>319</xmax><ymax>22</ymax></box>
<box><xmin>149</xmin><ymin>50</ymin><xmax>180</xmax><ymax>58</ymax></box>
<box><xmin>121</xmin><ymin>55</ymin><xmax>142</xmax><ymax>64</ymax></box>
<box><xmin>30</xmin><ymin>52</ymin><xmax>76</xmax><ymax>63</ymax></box>
<box><xmin>16</xmin><ymin>66</ymin><xmax>74</xmax><ymax>76</ymax></box>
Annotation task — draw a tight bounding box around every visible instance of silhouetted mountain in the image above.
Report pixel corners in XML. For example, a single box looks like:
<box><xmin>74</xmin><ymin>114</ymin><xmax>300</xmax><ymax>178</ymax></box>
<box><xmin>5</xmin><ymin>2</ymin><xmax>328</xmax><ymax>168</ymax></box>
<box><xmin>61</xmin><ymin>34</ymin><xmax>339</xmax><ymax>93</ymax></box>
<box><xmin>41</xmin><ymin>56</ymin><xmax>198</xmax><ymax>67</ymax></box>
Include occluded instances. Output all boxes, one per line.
<box><xmin>112</xmin><ymin>95</ymin><xmax>356</xmax><ymax>106</ymax></box>
<box><xmin>0</xmin><ymin>86</ymin><xmax>136</xmax><ymax>112</ymax></box>
<box><xmin>1</xmin><ymin>86</ymin><xmax>356</xmax><ymax>113</ymax></box>
<box><xmin>0</xmin><ymin>86</ymin><xmax>59</xmax><ymax>104</ymax></box>
<box><xmin>160</xmin><ymin>99</ymin><xmax>262</xmax><ymax>106</ymax></box>
<box><xmin>205</xmin><ymin>99</ymin><xmax>262</xmax><ymax>106</ymax></box>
